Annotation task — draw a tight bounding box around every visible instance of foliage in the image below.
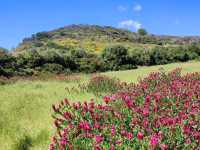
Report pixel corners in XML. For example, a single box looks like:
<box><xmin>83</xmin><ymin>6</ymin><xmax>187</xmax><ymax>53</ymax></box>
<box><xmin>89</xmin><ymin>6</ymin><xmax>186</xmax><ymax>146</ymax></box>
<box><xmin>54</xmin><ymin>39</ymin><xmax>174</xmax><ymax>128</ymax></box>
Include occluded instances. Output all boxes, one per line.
<box><xmin>101</xmin><ymin>45</ymin><xmax>137</xmax><ymax>70</ymax></box>
<box><xmin>40</xmin><ymin>63</ymin><xmax>65</xmax><ymax>74</ymax></box>
<box><xmin>137</xmin><ymin>28</ymin><xmax>148</xmax><ymax>36</ymax></box>
<box><xmin>130</xmin><ymin>48</ymin><xmax>151</xmax><ymax>66</ymax></box>
<box><xmin>13</xmin><ymin>134</ymin><xmax>32</xmax><ymax>150</ymax></box>
<box><xmin>80</xmin><ymin>75</ymin><xmax>122</xmax><ymax>96</ymax></box>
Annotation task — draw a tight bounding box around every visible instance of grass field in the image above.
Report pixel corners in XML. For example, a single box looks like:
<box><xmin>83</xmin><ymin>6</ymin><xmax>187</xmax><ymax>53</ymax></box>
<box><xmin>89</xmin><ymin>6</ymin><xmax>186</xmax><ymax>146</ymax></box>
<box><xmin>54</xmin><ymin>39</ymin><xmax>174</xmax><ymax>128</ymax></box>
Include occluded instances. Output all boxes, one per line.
<box><xmin>0</xmin><ymin>61</ymin><xmax>200</xmax><ymax>150</ymax></box>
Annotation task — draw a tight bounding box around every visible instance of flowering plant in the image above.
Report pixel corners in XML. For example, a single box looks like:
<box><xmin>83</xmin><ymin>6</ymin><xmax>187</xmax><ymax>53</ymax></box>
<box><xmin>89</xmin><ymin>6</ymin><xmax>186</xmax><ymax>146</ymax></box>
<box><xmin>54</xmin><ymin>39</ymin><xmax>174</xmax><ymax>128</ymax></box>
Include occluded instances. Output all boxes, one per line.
<box><xmin>50</xmin><ymin>69</ymin><xmax>200</xmax><ymax>150</ymax></box>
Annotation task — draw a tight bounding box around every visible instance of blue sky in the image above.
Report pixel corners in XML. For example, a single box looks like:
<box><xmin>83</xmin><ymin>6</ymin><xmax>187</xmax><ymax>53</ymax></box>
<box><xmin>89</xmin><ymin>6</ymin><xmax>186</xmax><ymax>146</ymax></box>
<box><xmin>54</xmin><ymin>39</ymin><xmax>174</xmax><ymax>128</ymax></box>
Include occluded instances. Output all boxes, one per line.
<box><xmin>1</xmin><ymin>0</ymin><xmax>200</xmax><ymax>49</ymax></box>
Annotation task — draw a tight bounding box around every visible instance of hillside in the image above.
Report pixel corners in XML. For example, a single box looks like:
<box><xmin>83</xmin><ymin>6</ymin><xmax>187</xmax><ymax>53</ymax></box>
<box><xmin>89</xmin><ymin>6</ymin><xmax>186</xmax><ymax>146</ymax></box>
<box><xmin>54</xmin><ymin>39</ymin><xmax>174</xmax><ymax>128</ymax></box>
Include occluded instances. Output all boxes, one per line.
<box><xmin>1</xmin><ymin>24</ymin><xmax>199</xmax><ymax>77</ymax></box>
<box><xmin>15</xmin><ymin>24</ymin><xmax>200</xmax><ymax>54</ymax></box>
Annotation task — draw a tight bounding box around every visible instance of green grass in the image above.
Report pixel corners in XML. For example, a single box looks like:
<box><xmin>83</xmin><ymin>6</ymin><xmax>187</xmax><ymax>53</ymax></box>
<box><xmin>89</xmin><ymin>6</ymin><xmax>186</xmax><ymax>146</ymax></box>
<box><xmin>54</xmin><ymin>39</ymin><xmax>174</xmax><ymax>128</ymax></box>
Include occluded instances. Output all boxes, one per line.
<box><xmin>0</xmin><ymin>61</ymin><xmax>200</xmax><ymax>150</ymax></box>
<box><xmin>103</xmin><ymin>61</ymin><xmax>200</xmax><ymax>82</ymax></box>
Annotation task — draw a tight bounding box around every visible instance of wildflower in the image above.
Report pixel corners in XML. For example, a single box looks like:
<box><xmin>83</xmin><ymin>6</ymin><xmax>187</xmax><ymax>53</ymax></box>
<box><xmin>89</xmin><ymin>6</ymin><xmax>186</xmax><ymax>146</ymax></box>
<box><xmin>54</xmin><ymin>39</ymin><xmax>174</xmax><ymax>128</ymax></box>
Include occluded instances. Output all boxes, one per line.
<box><xmin>154</xmin><ymin>92</ymin><xmax>161</xmax><ymax>102</ymax></box>
<box><xmin>110</xmin><ymin>144</ymin><xmax>115</xmax><ymax>150</ymax></box>
<box><xmin>49</xmin><ymin>144</ymin><xmax>55</xmax><ymax>150</ymax></box>
<box><xmin>143</xmin><ymin>107</ymin><xmax>149</xmax><ymax>117</ymax></box>
<box><xmin>142</xmin><ymin>119</ymin><xmax>149</xmax><ymax>128</ymax></box>
<box><xmin>137</xmin><ymin>132</ymin><xmax>144</xmax><ymax>140</ymax></box>
<box><xmin>79</xmin><ymin>121</ymin><xmax>91</xmax><ymax>131</ymax></box>
<box><xmin>126</xmin><ymin>132</ymin><xmax>133</xmax><ymax>140</ymax></box>
<box><xmin>95</xmin><ymin>135</ymin><xmax>103</xmax><ymax>143</ymax></box>
<box><xmin>103</xmin><ymin>96</ymin><xmax>111</xmax><ymax>104</ymax></box>
<box><xmin>115</xmin><ymin>140</ymin><xmax>122</xmax><ymax>145</ymax></box>
<box><xmin>145</xmin><ymin>95</ymin><xmax>151</xmax><ymax>103</ymax></box>
<box><xmin>94</xmin><ymin>122</ymin><xmax>100</xmax><ymax>129</ymax></box>
<box><xmin>60</xmin><ymin>138</ymin><xmax>68</xmax><ymax>147</ymax></box>
<box><xmin>120</xmin><ymin>129</ymin><xmax>126</xmax><ymax>136</ymax></box>
<box><xmin>63</xmin><ymin>112</ymin><xmax>72</xmax><ymax>120</ymax></box>
<box><xmin>150</xmin><ymin>135</ymin><xmax>159</xmax><ymax>147</ymax></box>
<box><xmin>111</xmin><ymin>125</ymin><xmax>116</xmax><ymax>136</ymax></box>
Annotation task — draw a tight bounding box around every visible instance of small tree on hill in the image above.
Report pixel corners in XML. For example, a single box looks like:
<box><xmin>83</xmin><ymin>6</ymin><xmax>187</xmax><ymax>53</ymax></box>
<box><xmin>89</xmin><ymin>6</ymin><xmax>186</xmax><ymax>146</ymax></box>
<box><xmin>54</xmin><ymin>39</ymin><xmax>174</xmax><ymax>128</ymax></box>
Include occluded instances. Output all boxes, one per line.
<box><xmin>138</xmin><ymin>28</ymin><xmax>148</xmax><ymax>36</ymax></box>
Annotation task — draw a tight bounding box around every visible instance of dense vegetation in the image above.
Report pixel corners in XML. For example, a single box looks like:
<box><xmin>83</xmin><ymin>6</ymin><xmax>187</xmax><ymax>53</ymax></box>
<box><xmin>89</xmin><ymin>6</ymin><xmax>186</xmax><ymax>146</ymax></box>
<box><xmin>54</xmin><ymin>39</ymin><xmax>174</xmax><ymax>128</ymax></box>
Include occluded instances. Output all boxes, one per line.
<box><xmin>1</xmin><ymin>44</ymin><xmax>200</xmax><ymax>77</ymax></box>
<box><xmin>50</xmin><ymin>69</ymin><xmax>200</xmax><ymax>150</ymax></box>
<box><xmin>1</xmin><ymin>25</ymin><xmax>200</xmax><ymax>77</ymax></box>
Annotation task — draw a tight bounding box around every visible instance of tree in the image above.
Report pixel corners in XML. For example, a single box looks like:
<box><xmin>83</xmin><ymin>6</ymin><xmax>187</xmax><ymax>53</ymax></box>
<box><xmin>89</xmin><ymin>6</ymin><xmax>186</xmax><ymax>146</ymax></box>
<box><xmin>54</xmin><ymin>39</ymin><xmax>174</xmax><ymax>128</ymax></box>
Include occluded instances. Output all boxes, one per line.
<box><xmin>101</xmin><ymin>45</ymin><xmax>135</xmax><ymax>70</ymax></box>
<box><xmin>137</xmin><ymin>28</ymin><xmax>148</xmax><ymax>36</ymax></box>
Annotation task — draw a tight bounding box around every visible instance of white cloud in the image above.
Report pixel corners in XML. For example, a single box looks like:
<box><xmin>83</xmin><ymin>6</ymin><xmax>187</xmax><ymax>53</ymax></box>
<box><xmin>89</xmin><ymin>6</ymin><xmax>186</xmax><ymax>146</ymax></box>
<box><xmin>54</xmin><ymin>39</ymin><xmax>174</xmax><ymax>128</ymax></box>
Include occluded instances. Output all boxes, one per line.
<box><xmin>117</xmin><ymin>5</ymin><xmax>127</xmax><ymax>12</ymax></box>
<box><xmin>118</xmin><ymin>20</ymin><xmax>142</xmax><ymax>31</ymax></box>
<box><xmin>133</xmin><ymin>4</ymin><xmax>142</xmax><ymax>12</ymax></box>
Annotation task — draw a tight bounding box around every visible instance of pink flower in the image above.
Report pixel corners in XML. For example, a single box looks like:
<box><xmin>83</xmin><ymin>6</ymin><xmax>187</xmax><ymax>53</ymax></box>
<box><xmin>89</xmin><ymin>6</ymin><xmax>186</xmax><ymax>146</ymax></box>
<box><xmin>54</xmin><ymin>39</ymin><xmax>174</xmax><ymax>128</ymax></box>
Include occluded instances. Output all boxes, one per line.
<box><xmin>95</xmin><ymin>135</ymin><xmax>103</xmax><ymax>143</ymax></box>
<box><xmin>94</xmin><ymin>122</ymin><xmax>100</xmax><ymax>129</ymax></box>
<box><xmin>143</xmin><ymin>108</ymin><xmax>149</xmax><ymax>117</ymax></box>
<box><xmin>49</xmin><ymin>144</ymin><xmax>55</xmax><ymax>150</ymax></box>
<box><xmin>60</xmin><ymin>138</ymin><xmax>68</xmax><ymax>146</ymax></box>
<box><xmin>142</xmin><ymin>119</ymin><xmax>149</xmax><ymax>128</ymax></box>
<box><xmin>79</xmin><ymin>121</ymin><xmax>91</xmax><ymax>131</ymax></box>
<box><xmin>154</xmin><ymin>92</ymin><xmax>161</xmax><ymax>102</ymax></box>
<box><xmin>145</xmin><ymin>95</ymin><xmax>151</xmax><ymax>103</ymax></box>
<box><xmin>126</xmin><ymin>132</ymin><xmax>133</xmax><ymax>140</ymax></box>
<box><xmin>115</xmin><ymin>140</ymin><xmax>122</xmax><ymax>145</ymax></box>
<box><xmin>111</xmin><ymin>125</ymin><xmax>116</xmax><ymax>136</ymax></box>
<box><xmin>137</xmin><ymin>132</ymin><xmax>144</xmax><ymax>140</ymax></box>
<box><xmin>111</xmin><ymin>95</ymin><xmax>117</xmax><ymax>100</ymax></box>
<box><xmin>110</xmin><ymin>144</ymin><xmax>115</xmax><ymax>150</ymax></box>
<box><xmin>103</xmin><ymin>96</ymin><xmax>111</xmax><ymax>104</ymax></box>
<box><xmin>150</xmin><ymin>136</ymin><xmax>158</xmax><ymax>146</ymax></box>
<box><xmin>63</xmin><ymin>112</ymin><xmax>72</xmax><ymax>120</ymax></box>
<box><xmin>120</xmin><ymin>129</ymin><xmax>127</xmax><ymax>136</ymax></box>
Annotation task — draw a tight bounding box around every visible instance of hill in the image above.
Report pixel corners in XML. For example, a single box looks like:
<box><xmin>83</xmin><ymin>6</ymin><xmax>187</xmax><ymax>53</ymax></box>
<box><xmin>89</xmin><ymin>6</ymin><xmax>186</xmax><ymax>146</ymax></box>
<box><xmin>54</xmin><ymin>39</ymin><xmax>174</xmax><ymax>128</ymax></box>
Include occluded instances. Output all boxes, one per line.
<box><xmin>15</xmin><ymin>24</ymin><xmax>200</xmax><ymax>54</ymax></box>
<box><xmin>1</xmin><ymin>24</ymin><xmax>200</xmax><ymax>77</ymax></box>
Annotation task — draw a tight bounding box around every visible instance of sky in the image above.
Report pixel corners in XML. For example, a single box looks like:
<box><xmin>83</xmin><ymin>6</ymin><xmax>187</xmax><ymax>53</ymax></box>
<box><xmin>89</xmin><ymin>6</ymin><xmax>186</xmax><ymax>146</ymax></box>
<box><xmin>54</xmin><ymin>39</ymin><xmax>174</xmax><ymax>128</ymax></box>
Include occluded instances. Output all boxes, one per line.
<box><xmin>0</xmin><ymin>0</ymin><xmax>200</xmax><ymax>49</ymax></box>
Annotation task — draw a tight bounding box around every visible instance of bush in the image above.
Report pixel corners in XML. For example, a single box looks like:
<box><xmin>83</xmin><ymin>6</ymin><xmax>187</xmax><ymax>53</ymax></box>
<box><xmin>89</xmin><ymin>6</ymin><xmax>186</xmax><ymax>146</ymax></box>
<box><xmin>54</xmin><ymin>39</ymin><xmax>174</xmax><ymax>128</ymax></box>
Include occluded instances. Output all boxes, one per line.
<box><xmin>50</xmin><ymin>69</ymin><xmax>200</xmax><ymax>150</ymax></box>
<box><xmin>0</xmin><ymin>53</ymin><xmax>17</xmax><ymax>77</ymax></box>
<box><xmin>130</xmin><ymin>48</ymin><xmax>151</xmax><ymax>66</ymax></box>
<box><xmin>41</xmin><ymin>63</ymin><xmax>65</xmax><ymax>74</ymax></box>
<box><xmin>101</xmin><ymin>45</ymin><xmax>135</xmax><ymax>71</ymax></box>
<box><xmin>137</xmin><ymin>28</ymin><xmax>148</xmax><ymax>36</ymax></box>
<box><xmin>13</xmin><ymin>134</ymin><xmax>32</xmax><ymax>150</ymax></box>
<box><xmin>150</xmin><ymin>47</ymin><xmax>172</xmax><ymax>65</ymax></box>
<box><xmin>80</xmin><ymin>75</ymin><xmax>122</xmax><ymax>96</ymax></box>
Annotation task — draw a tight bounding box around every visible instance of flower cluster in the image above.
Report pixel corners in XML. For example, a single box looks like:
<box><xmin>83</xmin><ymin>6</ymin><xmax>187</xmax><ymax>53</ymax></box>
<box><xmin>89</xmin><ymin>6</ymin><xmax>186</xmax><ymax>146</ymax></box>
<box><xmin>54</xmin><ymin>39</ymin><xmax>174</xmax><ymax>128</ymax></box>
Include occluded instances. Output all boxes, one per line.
<box><xmin>50</xmin><ymin>69</ymin><xmax>200</xmax><ymax>150</ymax></box>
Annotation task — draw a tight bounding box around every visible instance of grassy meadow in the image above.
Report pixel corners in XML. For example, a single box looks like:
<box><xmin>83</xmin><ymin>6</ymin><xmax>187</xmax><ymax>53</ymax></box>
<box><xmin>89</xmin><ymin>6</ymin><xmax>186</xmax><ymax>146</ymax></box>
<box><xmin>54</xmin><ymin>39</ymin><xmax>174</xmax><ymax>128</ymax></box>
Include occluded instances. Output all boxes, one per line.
<box><xmin>0</xmin><ymin>61</ymin><xmax>200</xmax><ymax>150</ymax></box>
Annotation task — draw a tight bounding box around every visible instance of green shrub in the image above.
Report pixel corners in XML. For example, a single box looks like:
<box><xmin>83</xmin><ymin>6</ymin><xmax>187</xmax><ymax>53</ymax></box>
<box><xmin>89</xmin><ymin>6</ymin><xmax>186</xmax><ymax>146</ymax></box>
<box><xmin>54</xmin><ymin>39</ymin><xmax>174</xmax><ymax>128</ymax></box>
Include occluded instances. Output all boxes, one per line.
<box><xmin>13</xmin><ymin>135</ymin><xmax>32</xmax><ymax>150</ymax></box>
<box><xmin>137</xmin><ymin>28</ymin><xmax>148</xmax><ymax>36</ymax></box>
<box><xmin>81</xmin><ymin>75</ymin><xmax>122</xmax><ymax>96</ymax></box>
<box><xmin>41</xmin><ymin>63</ymin><xmax>65</xmax><ymax>74</ymax></box>
<box><xmin>130</xmin><ymin>48</ymin><xmax>151</xmax><ymax>66</ymax></box>
<box><xmin>101</xmin><ymin>45</ymin><xmax>134</xmax><ymax>71</ymax></box>
<box><xmin>150</xmin><ymin>47</ymin><xmax>172</xmax><ymax>65</ymax></box>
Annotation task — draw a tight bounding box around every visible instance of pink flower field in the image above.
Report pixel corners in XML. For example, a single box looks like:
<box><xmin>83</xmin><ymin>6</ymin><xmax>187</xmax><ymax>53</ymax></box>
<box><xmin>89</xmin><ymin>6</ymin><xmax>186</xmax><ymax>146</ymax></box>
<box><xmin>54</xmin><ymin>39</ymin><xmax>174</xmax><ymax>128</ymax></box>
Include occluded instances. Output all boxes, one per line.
<box><xmin>50</xmin><ymin>69</ymin><xmax>200</xmax><ymax>150</ymax></box>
